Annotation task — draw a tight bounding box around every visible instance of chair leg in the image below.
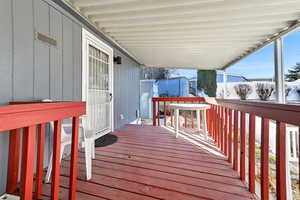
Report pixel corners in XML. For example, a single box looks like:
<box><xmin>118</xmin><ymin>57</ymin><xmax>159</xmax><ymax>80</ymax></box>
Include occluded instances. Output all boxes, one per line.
<box><xmin>84</xmin><ymin>140</ymin><xmax>92</xmax><ymax>180</ymax></box>
<box><xmin>45</xmin><ymin>144</ymin><xmax>65</xmax><ymax>183</ymax></box>
<box><xmin>91</xmin><ymin>141</ymin><xmax>95</xmax><ymax>159</ymax></box>
<box><xmin>45</xmin><ymin>153</ymin><xmax>53</xmax><ymax>183</ymax></box>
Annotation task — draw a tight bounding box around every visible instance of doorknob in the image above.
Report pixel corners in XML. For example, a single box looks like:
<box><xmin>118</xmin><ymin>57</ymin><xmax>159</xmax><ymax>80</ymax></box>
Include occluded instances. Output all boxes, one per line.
<box><xmin>109</xmin><ymin>93</ymin><xmax>113</xmax><ymax>102</ymax></box>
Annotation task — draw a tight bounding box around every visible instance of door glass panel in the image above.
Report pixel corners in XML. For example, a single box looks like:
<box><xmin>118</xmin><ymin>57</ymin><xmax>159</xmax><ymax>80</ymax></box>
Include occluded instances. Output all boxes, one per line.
<box><xmin>88</xmin><ymin>44</ymin><xmax>111</xmax><ymax>133</ymax></box>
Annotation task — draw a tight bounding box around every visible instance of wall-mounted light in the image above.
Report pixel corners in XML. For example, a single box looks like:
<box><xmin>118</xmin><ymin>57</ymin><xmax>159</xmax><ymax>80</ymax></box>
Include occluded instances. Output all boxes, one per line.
<box><xmin>114</xmin><ymin>56</ymin><xmax>122</xmax><ymax>64</ymax></box>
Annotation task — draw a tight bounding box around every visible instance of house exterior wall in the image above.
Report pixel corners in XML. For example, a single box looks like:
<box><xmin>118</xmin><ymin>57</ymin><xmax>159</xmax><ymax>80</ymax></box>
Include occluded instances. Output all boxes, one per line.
<box><xmin>0</xmin><ymin>0</ymin><xmax>140</xmax><ymax>194</ymax></box>
<box><xmin>158</xmin><ymin>78</ymin><xmax>189</xmax><ymax>97</ymax></box>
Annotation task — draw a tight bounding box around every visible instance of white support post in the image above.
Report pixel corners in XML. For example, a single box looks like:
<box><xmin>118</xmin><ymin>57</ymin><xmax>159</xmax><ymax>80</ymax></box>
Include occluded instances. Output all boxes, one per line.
<box><xmin>274</xmin><ymin>38</ymin><xmax>292</xmax><ymax>200</ymax></box>
<box><xmin>274</xmin><ymin>38</ymin><xmax>285</xmax><ymax>104</ymax></box>
<box><xmin>223</xmin><ymin>70</ymin><xmax>228</xmax><ymax>99</ymax></box>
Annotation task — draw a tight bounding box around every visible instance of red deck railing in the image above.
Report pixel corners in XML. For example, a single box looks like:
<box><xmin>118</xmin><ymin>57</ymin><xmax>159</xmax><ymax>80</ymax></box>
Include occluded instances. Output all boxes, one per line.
<box><xmin>2</xmin><ymin>101</ymin><xmax>86</xmax><ymax>200</ymax></box>
<box><xmin>152</xmin><ymin>97</ymin><xmax>298</xmax><ymax>200</ymax></box>
<box><xmin>152</xmin><ymin>97</ymin><xmax>206</xmax><ymax>127</ymax></box>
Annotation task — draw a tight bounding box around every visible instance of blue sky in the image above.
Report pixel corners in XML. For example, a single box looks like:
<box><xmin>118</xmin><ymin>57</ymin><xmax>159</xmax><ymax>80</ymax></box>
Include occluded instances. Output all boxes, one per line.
<box><xmin>175</xmin><ymin>28</ymin><xmax>300</xmax><ymax>79</ymax></box>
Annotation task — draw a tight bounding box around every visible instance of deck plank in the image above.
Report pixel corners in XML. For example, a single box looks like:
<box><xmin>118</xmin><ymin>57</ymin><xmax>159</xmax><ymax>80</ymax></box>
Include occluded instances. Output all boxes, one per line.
<box><xmin>42</xmin><ymin>125</ymin><xmax>256</xmax><ymax>200</ymax></box>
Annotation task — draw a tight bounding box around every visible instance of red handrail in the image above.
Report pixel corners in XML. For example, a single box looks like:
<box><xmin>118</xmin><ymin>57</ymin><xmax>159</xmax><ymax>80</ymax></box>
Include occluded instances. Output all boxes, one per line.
<box><xmin>213</xmin><ymin>99</ymin><xmax>292</xmax><ymax>200</ymax></box>
<box><xmin>4</xmin><ymin>101</ymin><xmax>86</xmax><ymax>200</ymax></box>
<box><xmin>152</xmin><ymin>97</ymin><xmax>297</xmax><ymax>200</ymax></box>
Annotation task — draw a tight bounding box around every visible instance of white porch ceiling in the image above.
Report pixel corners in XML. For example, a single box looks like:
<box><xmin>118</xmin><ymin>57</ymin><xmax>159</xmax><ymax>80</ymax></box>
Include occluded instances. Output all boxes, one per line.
<box><xmin>70</xmin><ymin>0</ymin><xmax>300</xmax><ymax>69</ymax></box>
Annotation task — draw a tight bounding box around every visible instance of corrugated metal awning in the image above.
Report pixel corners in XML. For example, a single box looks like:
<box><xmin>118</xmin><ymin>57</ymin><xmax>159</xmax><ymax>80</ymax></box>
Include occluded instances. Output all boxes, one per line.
<box><xmin>70</xmin><ymin>0</ymin><xmax>300</xmax><ymax>69</ymax></box>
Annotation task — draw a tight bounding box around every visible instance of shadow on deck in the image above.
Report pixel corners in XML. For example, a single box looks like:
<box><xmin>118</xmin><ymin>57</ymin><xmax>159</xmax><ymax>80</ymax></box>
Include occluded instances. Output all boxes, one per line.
<box><xmin>41</xmin><ymin>124</ymin><xmax>257</xmax><ymax>200</ymax></box>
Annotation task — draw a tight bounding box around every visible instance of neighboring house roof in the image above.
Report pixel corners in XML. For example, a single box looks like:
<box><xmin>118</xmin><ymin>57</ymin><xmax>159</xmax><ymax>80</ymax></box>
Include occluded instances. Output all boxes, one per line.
<box><xmin>189</xmin><ymin>73</ymin><xmax>248</xmax><ymax>83</ymax></box>
<box><xmin>247</xmin><ymin>78</ymin><xmax>273</xmax><ymax>82</ymax></box>
<box><xmin>159</xmin><ymin>76</ymin><xmax>189</xmax><ymax>81</ymax></box>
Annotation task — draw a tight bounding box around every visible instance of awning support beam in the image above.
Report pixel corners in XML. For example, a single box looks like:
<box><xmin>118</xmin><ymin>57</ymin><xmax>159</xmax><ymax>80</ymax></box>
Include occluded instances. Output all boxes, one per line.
<box><xmin>274</xmin><ymin>38</ymin><xmax>285</xmax><ymax>103</ymax></box>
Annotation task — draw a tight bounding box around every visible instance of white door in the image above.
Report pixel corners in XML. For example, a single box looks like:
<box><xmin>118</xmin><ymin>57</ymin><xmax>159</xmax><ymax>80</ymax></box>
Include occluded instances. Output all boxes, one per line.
<box><xmin>82</xmin><ymin>29</ymin><xmax>114</xmax><ymax>138</ymax></box>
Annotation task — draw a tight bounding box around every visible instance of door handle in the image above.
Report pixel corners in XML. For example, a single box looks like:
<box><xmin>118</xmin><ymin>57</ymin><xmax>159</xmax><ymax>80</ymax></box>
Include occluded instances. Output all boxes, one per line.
<box><xmin>109</xmin><ymin>93</ymin><xmax>113</xmax><ymax>102</ymax></box>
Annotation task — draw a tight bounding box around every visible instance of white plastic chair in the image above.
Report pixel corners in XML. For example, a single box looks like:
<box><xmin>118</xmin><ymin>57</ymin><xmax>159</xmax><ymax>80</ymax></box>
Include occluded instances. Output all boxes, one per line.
<box><xmin>45</xmin><ymin>116</ymin><xmax>95</xmax><ymax>183</ymax></box>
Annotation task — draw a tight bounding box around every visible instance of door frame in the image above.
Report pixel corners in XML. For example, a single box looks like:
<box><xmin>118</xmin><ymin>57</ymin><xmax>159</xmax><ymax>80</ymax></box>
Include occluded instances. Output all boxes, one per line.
<box><xmin>82</xmin><ymin>28</ymin><xmax>114</xmax><ymax>134</ymax></box>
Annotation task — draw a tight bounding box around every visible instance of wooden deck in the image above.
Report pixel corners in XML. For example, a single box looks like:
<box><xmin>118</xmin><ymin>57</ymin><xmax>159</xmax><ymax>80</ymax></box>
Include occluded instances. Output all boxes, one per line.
<box><xmin>41</xmin><ymin>125</ymin><xmax>257</xmax><ymax>200</ymax></box>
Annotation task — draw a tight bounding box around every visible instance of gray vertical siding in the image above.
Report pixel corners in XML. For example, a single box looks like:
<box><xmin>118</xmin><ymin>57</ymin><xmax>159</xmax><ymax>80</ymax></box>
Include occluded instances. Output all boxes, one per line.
<box><xmin>72</xmin><ymin>23</ymin><xmax>82</xmax><ymax>101</ymax></box>
<box><xmin>13</xmin><ymin>0</ymin><xmax>35</xmax><ymax>100</ymax></box>
<box><xmin>0</xmin><ymin>0</ymin><xmax>140</xmax><ymax>193</ymax></box>
<box><xmin>113</xmin><ymin>50</ymin><xmax>140</xmax><ymax>129</ymax></box>
<box><xmin>34</xmin><ymin>0</ymin><xmax>50</xmax><ymax>99</ymax></box>
<box><xmin>0</xmin><ymin>0</ymin><xmax>83</xmax><ymax>193</ymax></box>
<box><xmin>50</xmin><ymin>7</ymin><xmax>63</xmax><ymax>100</ymax></box>
<box><xmin>62</xmin><ymin>17</ymin><xmax>74</xmax><ymax>101</ymax></box>
<box><xmin>0</xmin><ymin>0</ymin><xmax>12</xmax><ymax>193</ymax></box>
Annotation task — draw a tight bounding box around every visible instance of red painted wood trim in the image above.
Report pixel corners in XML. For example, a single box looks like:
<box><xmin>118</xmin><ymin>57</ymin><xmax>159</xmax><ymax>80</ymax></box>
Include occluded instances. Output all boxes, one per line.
<box><xmin>219</xmin><ymin>106</ymin><xmax>222</xmax><ymax>148</ymax></box>
<box><xmin>233</xmin><ymin>110</ymin><xmax>239</xmax><ymax>171</ymax></box>
<box><xmin>216</xmin><ymin>106</ymin><xmax>220</xmax><ymax>147</ymax></box>
<box><xmin>69</xmin><ymin>117</ymin><xmax>80</xmax><ymax>200</ymax></box>
<box><xmin>170</xmin><ymin>105</ymin><xmax>173</xmax><ymax>127</ymax></box>
<box><xmin>220</xmin><ymin>107</ymin><xmax>224</xmax><ymax>152</ymax></box>
<box><xmin>261</xmin><ymin>118</ymin><xmax>269</xmax><ymax>200</ymax></box>
<box><xmin>276</xmin><ymin>122</ymin><xmax>287</xmax><ymax>200</ymax></box>
<box><xmin>35</xmin><ymin>124</ymin><xmax>45</xmax><ymax>199</ymax></box>
<box><xmin>211</xmin><ymin>106</ymin><xmax>214</xmax><ymax>140</ymax></box>
<box><xmin>249</xmin><ymin>114</ymin><xmax>256</xmax><ymax>193</ymax></box>
<box><xmin>0</xmin><ymin>102</ymin><xmax>86</xmax><ymax>132</ymax></box>
<box><xmin>157</xmin><ymin>102</ymin><xmax>160</xmax><ymax>126</ymax></box>
<box><xmin>240</xmin><ymin>112</ymin><xmax>246</xmax><ymax>181</ymax></box>
<box><xmin>52</xmin><ymin>120</ymin><xmax>62</xmax><ymax>200</ymax></box>
<box><xmin>152</xmin><ymin>100</ymin><xmax>156</xmax><ymax>126</ymax></box>
<box><xmin>20</xmin><ymin>126</ymin><xmax>36</xmax><ymax>200</ymax></box>
<box><xmin>206</xmin><ymin>109</ymin><xmax>210</xmax><ymax>135</ymax></box>
<box><xmin>6</xmin><ymin>129</ymin><xmax>21</xmax><ymax>194</ymax></box>
<box><xmin>164</xmin><ymin>102</ymin><xmax>167</xmax><ymax>126</ymax></box>
<box><xmin>214</xmin><ymin>105</ymin><xmax>217</xmax><ymax>141</ymax></box>
<box><xmin>152</xmin><ymin>97</ymin><xmax>206</xmax><ymax>102</ymax></box>
<box><xmin>216</xmin><ymin>99</ymin><xmax>300</xmax><ymax>126</ymax></box>
<box><xmin>224</xmin><ymin>108</ymin><xmax>228</xmax><ymax>157</ymax></box>
<box><xmin>228</xmin><ymin>109</ymin><xmax>232</xmax><ymax>163</ymax></box>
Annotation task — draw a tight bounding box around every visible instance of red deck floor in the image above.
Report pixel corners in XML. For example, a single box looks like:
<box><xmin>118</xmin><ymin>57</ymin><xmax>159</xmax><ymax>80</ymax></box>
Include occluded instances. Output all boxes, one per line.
<box><xmin>41</xmin><ymin>125</ymin><xmax>257</xmax><ymax>200</ymax></box>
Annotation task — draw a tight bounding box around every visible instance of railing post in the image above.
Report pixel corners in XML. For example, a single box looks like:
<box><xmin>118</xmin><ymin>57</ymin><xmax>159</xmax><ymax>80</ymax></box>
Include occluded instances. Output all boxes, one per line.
<box><xmin>211</xmin><ymin>105</ymin><xmax>214</xmax><ymax>140</ymax></box>
<box><xmin>35</xmin><ymin>124</ymin><xmax>46</xmax><ymax>199</ymax></box>
<box><xmin>219</xmin><ymin>106</ymin><xmax>222</xmax><ymax>148</ymax></box>
<box><xmin>157</xmin><ymin>101</ymin><xmax>160</xmax><ymax>126</ymax></box>
<box><xmin>228</xmin><ymin>109</ymin><xmax>232</xmax><ymax>163</ymax></box>
<box><xmin>233</xmin><ymin>110</ymin><xmax>239</xmax><ymax>171</ymax></box>
<box><xmin>249</xmin><ymin>114</ymin><xmax>256</xmax><ymax>193</ymax></box>
<box><xmin>170</xmin><ymin>104</ymin><xmax>173</xmax><ymax>127</ymax></box>
<box><xmin>20</xmin><ymin>126</ymin><xmax>36</xmax><ymax>200</ymax></box>
<box><xmin>152</xmin><ymin>99</ymin><xmax>156</xmax><ymax>126</ymax></box>
<box><xmin>164</xmin><ymin>101</ymin><xmax>167</xmax><ymax>126</ymax></box>
<box><xmin>52</xmin><ymin>120</ymin><xmax>62</xmax><ymax>200</ymax></box>
<box><xmin>69</xmin><ymin>116</ymin><xmax>80</xmax><ymax>200</ymax></box>
<box><xmin>261</xmin><ymin>118</ymin><xmax>270</xmax><ymax>200</ymax></box>
<box><xmin>216</xmin><ymin>106</ymin><xmax>220</xmax><ymax>147</ymax></box>
<box><xmin>214</xmin><ymin>105</ymin><xmax>217</xmax><ymax>141</ymax></box>
<box><xmin>208</xmin><ymin>109</ymin><xmax>211</xmax><ymax>136</ymax></box>
<box><xmin>276</xmin><ymin>122</ymin><xmax>287</xmax><ymax>200</ymax></box>
<box><xmin>6</xmin><ymin>129</ymin><xmax>21</xmax><ymax>194</ymax></box>
<box><xmin>221</xmin><ymin>107</ymin><xmax>224</xmax><ymax>152</ymax></box>
<box><xmin>224</xmin><ymin>108</ymin><xmax>228</xmax><ymax>156</ymax></box>
<box><xmin>240</xmin><ymin>112</ymin><xmax>246</xmax><ymax>181</ymax></box>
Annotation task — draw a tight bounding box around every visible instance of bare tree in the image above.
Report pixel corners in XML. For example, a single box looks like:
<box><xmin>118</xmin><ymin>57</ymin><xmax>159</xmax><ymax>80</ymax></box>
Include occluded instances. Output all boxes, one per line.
<box><xmin>234</xmin><ymin>84</ymin><xmax>252</xmax><ymax>100</ymax></box>
<box><xmin>255</xmin><ymin>83</ymin><xmax>274</xmax><ymax>101</ymax></box>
